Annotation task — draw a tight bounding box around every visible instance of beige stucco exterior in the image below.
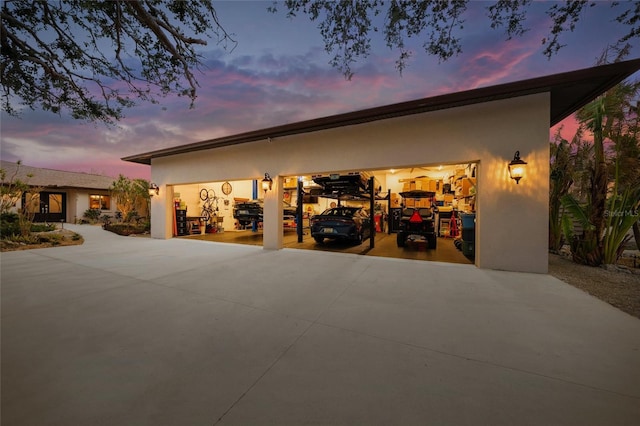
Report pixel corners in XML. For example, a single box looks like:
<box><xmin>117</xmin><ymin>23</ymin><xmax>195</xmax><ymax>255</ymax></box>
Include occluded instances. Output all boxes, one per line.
<box><xmin>149</xmin><ymin>93</ymin><xmax>550</xmax><ymax>273</ymax></box>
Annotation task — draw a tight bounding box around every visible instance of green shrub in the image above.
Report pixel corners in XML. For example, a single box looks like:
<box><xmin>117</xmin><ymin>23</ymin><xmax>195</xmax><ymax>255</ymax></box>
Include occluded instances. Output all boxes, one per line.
<box><xmin>37</xmin><ymin>233</ymin><xmax>63</xmax><ymax>244</ymax></box>
<box><xmin>31</xmin><ymin>223</ymin><xmax>56</xmax><ymax>232</ymax></box>
<box><xmin>5</xmin><ymin>234</ymin><xmax>40</xmax><ymax>244</ymax></box>
<box><xmin>83</xmin><ymin>208</ymin><xmax>102</xmax><ymax>222</ymax></box>
<box><xmin>103</xmin><ymin>223</ymin><xmax>148</xmax><ymax>236</ymax></box>
<box><xmin>0</xmin><ymin>212</ymin><xmax>21</xmax><ymax>237</ymax></box>
<box><xmin>125</xmin><ymin>210</ymin><xmax>139</xmax><ymax>223</ymax></box>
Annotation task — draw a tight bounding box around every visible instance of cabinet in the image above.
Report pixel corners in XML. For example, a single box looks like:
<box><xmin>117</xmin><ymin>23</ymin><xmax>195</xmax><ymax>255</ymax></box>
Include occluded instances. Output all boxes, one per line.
<box><xmin>175</xmin><ymin>209</ymin><xmax>188</xmax><ymax>236</ymax></box>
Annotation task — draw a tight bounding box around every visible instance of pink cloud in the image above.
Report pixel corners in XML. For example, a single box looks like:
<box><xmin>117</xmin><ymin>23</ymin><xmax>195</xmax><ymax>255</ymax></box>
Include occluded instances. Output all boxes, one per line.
<box><xmin>550</xmin><ymin>115</ymin><xmax>581</xmax><ymax>143</ymax></box>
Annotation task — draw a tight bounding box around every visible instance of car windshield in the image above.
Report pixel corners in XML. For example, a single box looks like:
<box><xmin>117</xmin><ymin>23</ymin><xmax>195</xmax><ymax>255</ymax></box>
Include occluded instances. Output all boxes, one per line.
<box><xmin>321</xmin><ymin>208</ymin><xmax>359</xmax><ymax>217</ymax></box>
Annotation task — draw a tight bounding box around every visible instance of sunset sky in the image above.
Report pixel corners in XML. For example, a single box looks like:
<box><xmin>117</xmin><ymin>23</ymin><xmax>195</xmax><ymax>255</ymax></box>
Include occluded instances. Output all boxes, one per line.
<box><xmin>1</xmin><ymin>1</ymin><xmax>638</xmax><ymax>180</ymax></box>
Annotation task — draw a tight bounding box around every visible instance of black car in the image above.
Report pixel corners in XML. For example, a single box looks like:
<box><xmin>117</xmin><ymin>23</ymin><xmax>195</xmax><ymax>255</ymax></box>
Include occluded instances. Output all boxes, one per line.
<box><xmin>396</xmin><ymin>190</ymin><xmax>437</xmax><ymax>249</ymax></box>
<box><xmin>233</xmin><ymin>200</ymin><xmax>299</xmax><ymax>227</ymax></box>
<box><xmin>311</xmin><ymin>206</ymin><xmax>371</xmax><ymax>244</ymax></box>
<box><xmin>233</xmin><ymin>200</ymin><xmax>263</xmax><ymax>226</ymax></box>
<box><xmin>311</xmin><ymin>172</ymin><xmax>381</xmax><ymax>197</ymax></box>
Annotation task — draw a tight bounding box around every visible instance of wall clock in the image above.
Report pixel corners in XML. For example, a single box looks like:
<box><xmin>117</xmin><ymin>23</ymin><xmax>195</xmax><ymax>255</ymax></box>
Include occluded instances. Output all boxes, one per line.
<box><xmin>221</xmin><ymin>181</ymin><xmax>232</xmax><ymax>195</ymax></box>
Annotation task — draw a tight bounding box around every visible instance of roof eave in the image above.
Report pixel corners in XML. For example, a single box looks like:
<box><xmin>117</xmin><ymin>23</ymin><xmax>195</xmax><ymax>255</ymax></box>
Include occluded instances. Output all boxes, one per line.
<box><xmin>122</xmin><ymin>58</ymin><xmax>640</xmax><ymax>166</ymax></box>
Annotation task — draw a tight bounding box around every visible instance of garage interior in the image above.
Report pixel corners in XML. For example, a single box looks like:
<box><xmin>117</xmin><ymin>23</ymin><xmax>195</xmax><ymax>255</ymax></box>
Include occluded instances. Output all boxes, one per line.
<box><xmin>171</xmin><ymin>162</ymin><xmax>477</xmax><ymax>265</ymax></box>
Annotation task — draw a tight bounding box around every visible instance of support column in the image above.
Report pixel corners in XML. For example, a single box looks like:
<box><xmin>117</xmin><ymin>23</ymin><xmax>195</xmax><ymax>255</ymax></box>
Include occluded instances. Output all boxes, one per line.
<box><xmin>297</xmin><ymin>178</ymin><xmax>304</xmax><ymax>243</ymax></box>
<box><xmin>151</xmin><ymin>183</ymin><xmax>172</xmax><ymax>239</ymax></box>
<box><xmin>369</xmin><ymin>176</ymin><xmax>375</xmax><ymax>249</ymax></box>
<box><xmin>263</xmin><ymin>175</ymin><xmax>283</xmax><ymax>250</ymax></box>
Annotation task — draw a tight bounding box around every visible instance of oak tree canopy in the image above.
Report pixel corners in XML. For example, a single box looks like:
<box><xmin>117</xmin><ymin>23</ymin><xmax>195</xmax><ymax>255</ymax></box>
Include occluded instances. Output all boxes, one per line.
<box><xmin>2</xmin><ymin>0</ymin><xmax>638</xmax><ymax>123</ymax></box>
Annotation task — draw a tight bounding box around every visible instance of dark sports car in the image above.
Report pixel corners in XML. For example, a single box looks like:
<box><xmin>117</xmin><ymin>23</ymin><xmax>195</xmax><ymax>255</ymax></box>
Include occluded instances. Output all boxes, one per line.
<box><xmin>233</xmin><ymin>200</ymin><xmax>299</xmax><ymax>227</ymax></box>
<box><xmin>233</xmin><ymin>200</ymin><xmax>263</xmax><ymax>226</ymax></box>
<box><xmin>311</xmin><ymin>172</ymin><xmax>381</xmax><ymax>197</ymax></box>
<box><xmin>310</xmin><ymin>206</ymin><xmax>371</xmax><ymax>244</ymax></box>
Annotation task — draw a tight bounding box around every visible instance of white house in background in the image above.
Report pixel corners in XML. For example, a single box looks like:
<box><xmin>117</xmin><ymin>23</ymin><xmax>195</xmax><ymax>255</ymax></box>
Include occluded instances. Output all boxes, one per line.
<box><xmin>123</xmin><ymin>59</ymin><xmax>640</xmax><ymax>274</ymax></box>
<box><xmin>0</xmin><ymin>161</ymin><xmax>117</xmax><ymax>223</ymax></box>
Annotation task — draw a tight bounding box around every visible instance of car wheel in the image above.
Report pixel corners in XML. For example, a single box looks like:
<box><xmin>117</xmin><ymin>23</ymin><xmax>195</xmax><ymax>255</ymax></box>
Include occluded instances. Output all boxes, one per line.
<box><xmin>428</xmin><ymin>234</ymin><xmax>437</xmax><ymax>249</ymax></box>
<box><xmin>356</xmin><ymin>232</ymin><xmax>363</xmax><ymax>244</ymax></box>
<box><xmin>314</xmin><ymin>236</ymin><xmax>324</xmax><ymax>244</ymax></box>
<box><xmin>396</xmin><ymin>232</ymin><xmax>405</xmax><ymax>247</ymax></box>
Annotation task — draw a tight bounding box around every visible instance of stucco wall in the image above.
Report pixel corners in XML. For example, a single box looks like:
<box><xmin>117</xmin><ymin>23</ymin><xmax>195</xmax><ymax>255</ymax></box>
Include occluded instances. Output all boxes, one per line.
<box><xmin>72</xmin><ymin>190</ymin><xmax>117</xmax><ymax>223</ymax></box>
<box><xmin>149</xmin><ymin>93</ymin><xmax>550</xmax><ymax>273</ymax></box>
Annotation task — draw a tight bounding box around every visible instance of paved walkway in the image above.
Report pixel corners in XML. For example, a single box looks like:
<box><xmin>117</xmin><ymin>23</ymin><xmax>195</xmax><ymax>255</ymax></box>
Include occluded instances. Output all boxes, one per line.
<box><xmin>2</xmin><ymin>224</ymin><xmax>639</xmax><ymax>425</ymax></box>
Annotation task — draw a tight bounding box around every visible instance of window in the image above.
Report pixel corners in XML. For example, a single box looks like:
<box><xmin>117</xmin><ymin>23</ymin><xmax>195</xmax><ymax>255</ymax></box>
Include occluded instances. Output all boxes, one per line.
<box><xmin>90</xmin><ymin>194</ymin><xmax>110</xmax><ymax>210</ymax></box>
<box><xmin>24</xmin><ymin>192</ymin><xmax>40</xmax><ymax>213</ymax></box>
<box><xmin>48</xmin><ymin>194</ymin><xmax>63</xmax><ymax>213</ymax></box>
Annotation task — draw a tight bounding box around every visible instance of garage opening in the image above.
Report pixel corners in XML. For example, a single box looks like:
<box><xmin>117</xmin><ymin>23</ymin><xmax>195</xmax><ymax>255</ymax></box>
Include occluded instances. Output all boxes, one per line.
<box><xmin>172</xmin><ymin>179</ymin><xmax>265</xmax><ymax>246</ymax></box>
<box><xmin>170</xmin><ymin>162</ymin><xmax>477</xmax><ymax>265</ymax></box>
<box><xmin>281</xmin><ymin>163</ymin><xmax>476</xmax><ymax>264</ymax></box>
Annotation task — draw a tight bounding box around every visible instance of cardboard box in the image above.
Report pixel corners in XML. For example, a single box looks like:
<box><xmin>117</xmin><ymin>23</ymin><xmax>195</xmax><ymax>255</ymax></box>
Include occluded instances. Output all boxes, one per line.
<box><xmin>390</xmin><ymin>193</ymin><xmax>401</xmax><ymax>207</ymax></box>
<box><xmin>444</xmin><ymin>194</ymin><xmax>454</xmax><ymax>203</ymax></box>
<box><xmin>409</xmin><ymin>183</ymin><xmax>417</xmax><ymax>190</ymax></box>
<box><xmin>405</xmin><ymin>198</ymin><xmax>415</xmax><ymax>207</ymax></box>
<box><xmin>283</xmin><ymin>178</ymin><xmax>296</xmax><ymax>189</ymax></box>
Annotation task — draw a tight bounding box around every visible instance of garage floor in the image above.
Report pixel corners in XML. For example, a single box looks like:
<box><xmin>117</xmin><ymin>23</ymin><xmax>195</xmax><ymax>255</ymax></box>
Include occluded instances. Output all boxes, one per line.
<box><xmin>182</xmin><ymin>229</ymin><xmax>474</xmax><ymax>265</ymax></box>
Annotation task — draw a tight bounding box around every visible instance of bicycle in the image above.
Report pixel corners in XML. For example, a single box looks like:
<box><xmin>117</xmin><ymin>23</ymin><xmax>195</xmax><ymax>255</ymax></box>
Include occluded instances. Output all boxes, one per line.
<box><xmin>199</xmin><ymin>188</ymin><xmax>219</xmax><ymax>223</ymax></box>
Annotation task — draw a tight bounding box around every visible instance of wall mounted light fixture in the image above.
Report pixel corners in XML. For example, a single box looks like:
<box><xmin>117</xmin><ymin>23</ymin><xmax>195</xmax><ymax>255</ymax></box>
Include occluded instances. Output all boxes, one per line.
<box><xmin>261</xmin><ymin>173</ymin><xmax>273</xmax><ymax>192</ymax></box>
<box><xmin>508</xmin><ymin>151</ymin><xmax>527</xmax><ymax>184</ymax></box>
<box><xmin>149</xmin><ymin>183</ymin><xmax>160</xmax><ymax>196</ymax></box>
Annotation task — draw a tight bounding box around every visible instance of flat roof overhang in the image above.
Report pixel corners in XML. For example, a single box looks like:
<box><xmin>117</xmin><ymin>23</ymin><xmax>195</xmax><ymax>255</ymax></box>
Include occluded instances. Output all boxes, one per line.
<box><xmin>122</xmin><ymin>58</ymin><xmax>640</xmax><ymax>165</ymax></box>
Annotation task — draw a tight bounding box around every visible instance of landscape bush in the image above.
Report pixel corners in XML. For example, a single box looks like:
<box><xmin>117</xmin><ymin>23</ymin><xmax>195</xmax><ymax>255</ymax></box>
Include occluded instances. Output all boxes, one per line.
<box><xmin>3</xmin><ymin>234</ymin><xmax>41</xmax><ymax>244</ymax></box>
<box><xmin>103</xmin><ymin>223</ymin><xmax>148</xmax><ymax>236</ymax></box>
<box><xmin>0</xmin><ymin>212</ymin><xmax>21</xmax><ymax>237</ymax></box>
<box><xmin>31</xmin><ymin>223</ymin><xmax>56</xmax><ymax>232</ymax></box>
<box><xmin>83</xmin><ymin>208</ymin><xmax>102</xmax><ymax>223</ymax></box>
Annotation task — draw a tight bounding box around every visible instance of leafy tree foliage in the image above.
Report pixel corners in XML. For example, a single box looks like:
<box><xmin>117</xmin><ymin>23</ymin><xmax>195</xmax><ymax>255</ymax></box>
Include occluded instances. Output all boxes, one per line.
<box><xmin>109</xmin><ymin>175</ymin><xmax>150</xmax><ymax>222</ymax></box>
<box><xmin>0</xmin><ymin>160</ymin><xmax>31</xmax><ymax>214</ymax></box>
<box><xmin>1</xmin><ymin>0</ymin><xmax>235</xmax><ymax>123</ymax></box>
<box><xmin>2</xmin><ymin>1</ymin><xmax>638</xmax><ymax>122</ymax></box>
<box><xmin>0</xmin><ymin>160</ymin><xmax>43</xmax><ymax>236</ymax></box>
<box><xmin>275</xmin><ymin>0</ymin><xmax>639</xmax><ymax>79</ymax></box>
<box><xmin>549</xmin><ymin>130</ymin><xmax>575</xmax><ymax>252</ymax></box>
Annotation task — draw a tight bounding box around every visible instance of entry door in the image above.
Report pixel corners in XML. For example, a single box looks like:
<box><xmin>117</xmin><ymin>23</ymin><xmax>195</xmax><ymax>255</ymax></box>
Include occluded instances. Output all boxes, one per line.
<box><xmin>29</xmin><ymin>192</ymin><xmax>66</xmax><ymax>223</ymax></box>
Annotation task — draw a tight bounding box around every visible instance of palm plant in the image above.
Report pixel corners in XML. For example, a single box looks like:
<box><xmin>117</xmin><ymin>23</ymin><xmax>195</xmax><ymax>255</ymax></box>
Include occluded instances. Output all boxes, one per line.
<box><xmin>549</xmin><ymin>131</ymin><xmax>574</xmax><ymax>252</ymax></box>
<box><xmin>561</xmin><ymin>70</ymin><xmax>639</xmax><ymax>266</ymax></box>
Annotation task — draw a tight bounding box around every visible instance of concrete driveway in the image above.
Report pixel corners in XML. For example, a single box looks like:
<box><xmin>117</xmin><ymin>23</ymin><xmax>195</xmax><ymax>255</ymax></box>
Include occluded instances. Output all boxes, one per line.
<box><xmin>2</xmin><ymin>224</ymin><xmax>639</xmax><ymax>425</ymax></box>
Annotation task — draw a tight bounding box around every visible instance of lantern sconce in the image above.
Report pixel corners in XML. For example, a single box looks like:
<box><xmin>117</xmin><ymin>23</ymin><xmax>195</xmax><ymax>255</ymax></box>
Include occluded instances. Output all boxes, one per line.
<box><xmin>508</xmin><ymin>151</ymin><xmax>527</xmax><ymax>184</ymax></box>
<box><xmin>261</xmin><ymin>173</ymin><xmax>273</xmax><ymax>192</ymax></box>
<box><xmin>149</xmin><ymin>183</ymin><xmax>160</xmax><ymax>196</ymax></box>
